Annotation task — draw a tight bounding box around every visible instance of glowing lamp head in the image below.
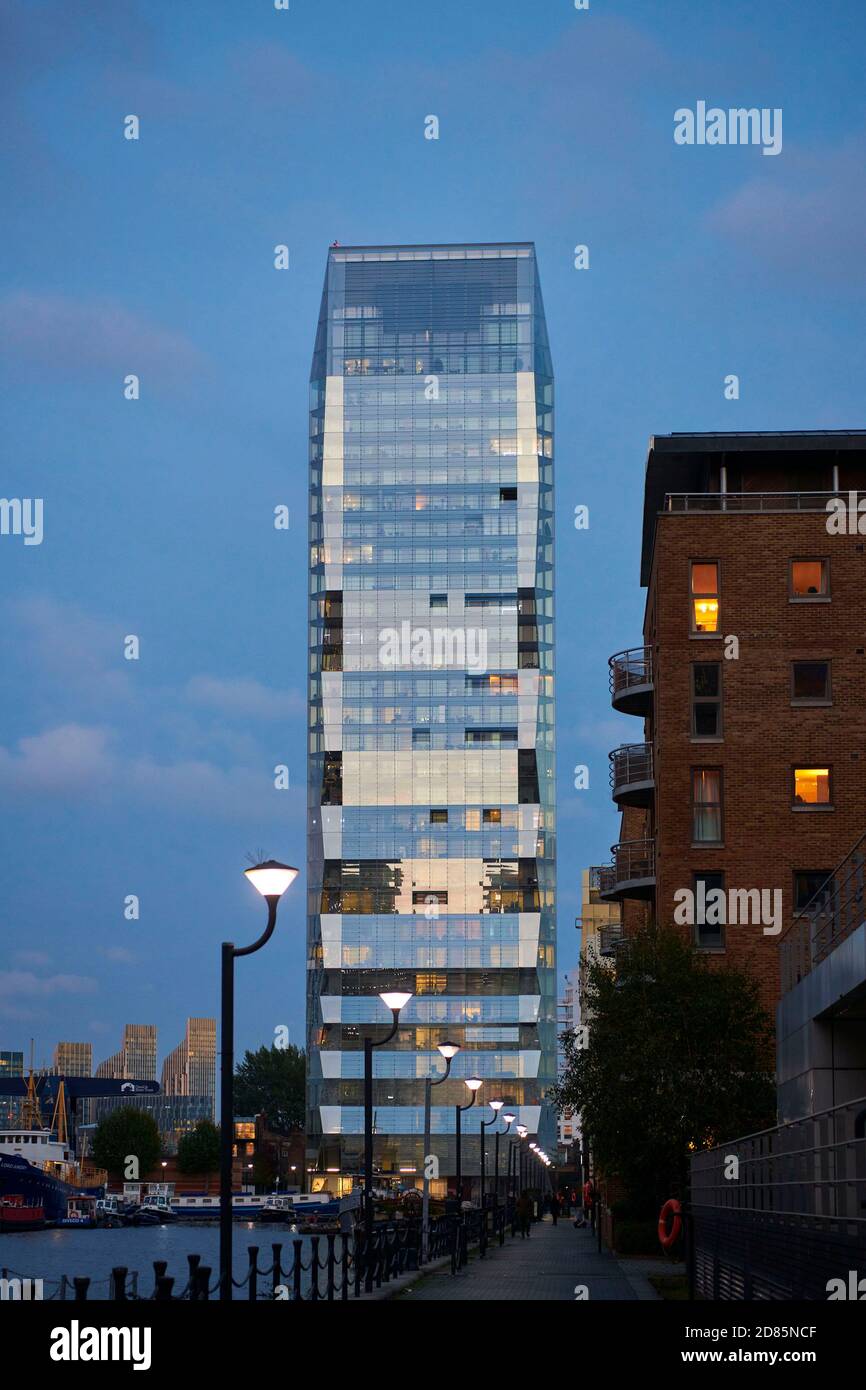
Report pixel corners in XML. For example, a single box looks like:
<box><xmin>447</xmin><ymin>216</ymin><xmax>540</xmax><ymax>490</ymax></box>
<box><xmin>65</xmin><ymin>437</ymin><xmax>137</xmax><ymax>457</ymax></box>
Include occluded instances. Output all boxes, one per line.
<box><xmin>244</xmin><ymin>859</ymin><xmax>299</xmax><ymax>898</ymax></box>
<box><xmin>465</xmin><ymin>1077</ymin><xmax>483</xmax><ymax>1093</ymax></box>
<box><xmin>379</xmin><ymin>991</ymin><xmax>413</xmax><ymax>1013</ymax></box>
<box><xmin>489</xmin><ymin>1100</ymin><xmax>504</xmax><ymax>1113</ymax></box>
<box><xmin>437</xmin><ymin>1041</ymin><xmax>461</xmax><ymax>1061</ymax></box>
<box><xmin>517</xmin><ymin>1125</ymin><xmax>528</xmax><ymax>1138</ymax></box>
<box><xmin>503</xmin><ymin>1112</ymin><xmax>516</xmax><ymax>1125</ymax></box>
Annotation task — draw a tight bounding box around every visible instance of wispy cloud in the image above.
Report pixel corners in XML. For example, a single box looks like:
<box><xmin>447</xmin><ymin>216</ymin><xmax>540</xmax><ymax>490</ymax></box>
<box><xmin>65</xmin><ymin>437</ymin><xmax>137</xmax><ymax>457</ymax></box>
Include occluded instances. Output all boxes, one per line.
<box><xmin>185</xmin><ymin>675</ymin><xmax>305</xmax><ymax>720</ymax></box>
<box><xmin>0</xmin><ymin>971</ymin><xmax>97</xmax><ymax>998</ymax></box>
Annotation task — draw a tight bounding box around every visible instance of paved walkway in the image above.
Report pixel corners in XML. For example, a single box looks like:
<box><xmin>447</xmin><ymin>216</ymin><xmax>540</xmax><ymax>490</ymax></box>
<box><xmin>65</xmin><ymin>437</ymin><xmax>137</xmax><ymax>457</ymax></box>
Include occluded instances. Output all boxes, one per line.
<box><xmin>398</xmin><ymin>1219</ymin><xmax>669</xmax><ymax>1302</ymax></box>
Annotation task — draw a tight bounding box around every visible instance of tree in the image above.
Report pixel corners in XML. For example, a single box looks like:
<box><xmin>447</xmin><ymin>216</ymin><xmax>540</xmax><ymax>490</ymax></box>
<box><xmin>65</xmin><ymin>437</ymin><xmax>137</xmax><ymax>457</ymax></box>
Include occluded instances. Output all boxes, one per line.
<box><xmin>92</xmin><ymin>1107</ymin><xmax>161</xmax><ymax>1180</ymax></box>
<box><xmin>252</xmin><ymin>1152</ymin><xmax>276</xmax><ymax>1191</ymax></box>
<box><xmin>552</xmin><ymin>925</ymin><xmax>776</xmax><ymax>1212</ymax></box>
<box><xmin>176</xmin><ymin>1120</ymin><xmax>221</xmax><ymax>1192</ymax></box>
<box><xmin>234</xmin><ymin>1044</ymin><xmax>305</xmax><ymax>1135</ymax></box>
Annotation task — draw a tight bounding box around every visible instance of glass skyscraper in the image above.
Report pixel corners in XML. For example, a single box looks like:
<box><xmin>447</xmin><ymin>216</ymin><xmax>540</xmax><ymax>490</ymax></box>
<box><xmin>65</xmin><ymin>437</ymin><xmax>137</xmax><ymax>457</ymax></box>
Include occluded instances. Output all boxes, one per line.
<box><xmin>307</xmin><ymin>242</ymin><xmax>555</xmax><ymax>1190</ymax></box>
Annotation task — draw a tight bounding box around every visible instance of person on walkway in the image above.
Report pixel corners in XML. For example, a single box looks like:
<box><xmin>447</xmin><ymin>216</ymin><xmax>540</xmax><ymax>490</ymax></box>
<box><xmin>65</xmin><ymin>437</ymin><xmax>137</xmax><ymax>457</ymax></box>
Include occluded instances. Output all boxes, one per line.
<box><xmin>548</xmin><ymin>1192</ymin><xmax>560</xmax><ymax>1225</ymax></box>
<box><xmin>583</xmin><ymin>1177</ymin><xmax>596</xmax><ymax>1229</ymax></box>
<box><xmin>516</xmin><ymin>1190</ymin><xmax>532</xmax><ymax>1239</ymax></box>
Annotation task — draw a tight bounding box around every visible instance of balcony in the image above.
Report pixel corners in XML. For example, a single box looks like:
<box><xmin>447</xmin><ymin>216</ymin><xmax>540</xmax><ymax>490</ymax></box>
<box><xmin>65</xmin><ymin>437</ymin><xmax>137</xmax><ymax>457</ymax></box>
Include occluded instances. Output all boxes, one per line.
<box><xmin>596</xmin><ymin>839</ymin><xmax>656</xmax><ymax>902</ymax></box>
<box><xmin>609</xmin><ymin>742</ymin><xmax>654</xmax><ymax>808</ymax></box>
<box><xmin>780</xmin><ymin>832</ymin><xmax>866</xmax><ymax>993</ymax></box>
<box><xmin>665</xmin><ymin>489</ymin><xmax>864</xmax><ymax>515</ymax></box>
<box><xmin>609</xmin><ymin>647</ymin><xmax>654</xmax><ymax>716</ymax></box>
<box><xmin>598</xmin><ymin>924</ymin><xmax>626</xmax><ymax>957</ymax></box>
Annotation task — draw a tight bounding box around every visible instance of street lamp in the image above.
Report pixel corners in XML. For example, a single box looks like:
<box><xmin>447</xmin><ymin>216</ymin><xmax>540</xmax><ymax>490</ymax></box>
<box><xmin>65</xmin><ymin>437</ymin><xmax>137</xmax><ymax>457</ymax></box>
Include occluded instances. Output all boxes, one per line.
<box><xmin>363</xmin><ymin>989</ymin><xmax>413</xmax><ymax>1292</ymax></box>
<box><xmin>220</xmin><ymin>858</ymin><xmax>298</xmax><ymax>1301</ymax></box>
<box><xmin>496</xmin><ymin>1112</ymin><xmax>515</xmax><ymax>1210</ymax></box>
<box><xmin>455</xmin><ymin>1078</ymin><xmax>482</xmax><ymax>1200</ymax></box>
<box><xmin>421</xmin><ymin>1040</ymin><xmax>461</xmax><ymax>1263</ymax></box>
<box><xmin>479</xmin><ymin>1100</ymin><xmax>503</xmax><ymax>1221</ymax></box>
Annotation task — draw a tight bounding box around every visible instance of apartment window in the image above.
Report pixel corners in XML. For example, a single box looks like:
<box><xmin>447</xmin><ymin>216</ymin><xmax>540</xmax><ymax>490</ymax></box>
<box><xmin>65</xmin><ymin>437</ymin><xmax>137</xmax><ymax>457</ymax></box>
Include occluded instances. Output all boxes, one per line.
<box><xmin>691</xmin><ymin>662</ymin><xmax>722</xmax><ymax>737</ymax></box>
<box><xmin>793</xmin><ymin>767</ymin><xmax>832</xmax><ymax>807</ymax></box>
<box><xmin>791</xmin><ymin>660</ymin><xmax>831</xmax><ymax>705</ymax></box>
<box><xmin>430</xmin><ymin>809</ymin><xmax>448</xmax><ymax>824</ymax></box>
<box><xmin>693</xmin><ymin>872</ymin><xmax>725</xmax><ymax>951</ymax></box>
<box><xmin>465</xmin><ymin>809</ymin><xmax>482</xmax><ymax>831</ymax></box>
<box><xmin>429</xmin><ymin>594</ymin><xmax>447</xmax><ymax>609</ymax></box>
<box><xmin>692</xmin><ymin>768</ymin><xmax>723</xmax><ymax>843</ymax></box>
<box><xmin>790</xmin><ymin>559</ymin><xmax>829</xmax><ymax>600</ymax></box>
<box><xmin>412</xmin><ymin>729</ymin><xmax>431</xmax><ymax>747</ymax></box>
<box><xmin>794</xmin><ymin>869</ymin><xmax>833</xmax><ymax>912</ymax></box>
<box><xmin>483</xmin><ymin>808</ymin><xmax>502</xmax><ymax>824</ymax></box>
<box><xmin>690</xmin><ymin>561</ymin><xmax>719</xmax><ymax>634</ymax></box>
<box><xmin>413</xmin><ymin>890</ymin><xmax>447</xmax><ymax>905</ymax></box>
<box><xmin>499</xmin><ymin>486</ymin><xmax>518</xmax><ymax>503</ymax></box>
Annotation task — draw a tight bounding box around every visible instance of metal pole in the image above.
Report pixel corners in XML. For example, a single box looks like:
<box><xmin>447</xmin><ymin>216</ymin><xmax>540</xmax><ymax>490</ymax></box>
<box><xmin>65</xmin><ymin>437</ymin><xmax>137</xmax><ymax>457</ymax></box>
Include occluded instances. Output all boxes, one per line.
<box><xmin>364</xmin><ymin>1036</ymin><xmax>374</xmax><ymax>1293</ymax></box>
<box><xmin>421</xmin><ymin>1075</ymin><xmax>432</xmax><ymax>1263</ymax></box>
<box><xmin>479</xmin><ymin>1118</ymin><xmax>486</xmax><ymax>1212</ymax></box>
<box><xmin>494</xmin><ymin>1129</ymin><xmax>500</xmax><ymax>1207</ymax></box>
<box><xmin>455</xmin><ymin>1104</ymin><xmax>461</xmax><ymax>1197</ymax></box>
<box><xmin>219</xmin><ymin>942</ymin><xmax>234</xmax><ymax>1303</ymax></box>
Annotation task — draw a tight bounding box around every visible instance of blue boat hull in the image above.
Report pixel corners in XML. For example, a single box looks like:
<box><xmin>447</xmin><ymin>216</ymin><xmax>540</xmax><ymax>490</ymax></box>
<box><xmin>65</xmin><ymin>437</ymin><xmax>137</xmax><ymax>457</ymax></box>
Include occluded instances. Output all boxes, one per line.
<box><xmin>0</xmin><ymin>1154</ymin><xmax>100</xmax><ymax>1224</ymax></box>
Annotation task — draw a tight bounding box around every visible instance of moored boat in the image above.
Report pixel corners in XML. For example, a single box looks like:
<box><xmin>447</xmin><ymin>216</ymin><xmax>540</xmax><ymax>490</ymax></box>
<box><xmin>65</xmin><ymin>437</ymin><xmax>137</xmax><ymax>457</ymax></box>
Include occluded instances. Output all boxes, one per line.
<box><xmin>0</xmin><ymin>1193</ymin><xmax>46</xmax><ymax>1232</ymax></box>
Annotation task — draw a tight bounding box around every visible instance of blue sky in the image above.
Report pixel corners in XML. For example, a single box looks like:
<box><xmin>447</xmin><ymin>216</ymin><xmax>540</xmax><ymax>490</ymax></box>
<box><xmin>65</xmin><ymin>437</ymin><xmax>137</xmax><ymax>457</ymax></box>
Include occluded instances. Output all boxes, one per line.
<box><xmin>1</xmin><ymin>0</ymin><xmax>864</xmax><ymax>1073</ymax></box>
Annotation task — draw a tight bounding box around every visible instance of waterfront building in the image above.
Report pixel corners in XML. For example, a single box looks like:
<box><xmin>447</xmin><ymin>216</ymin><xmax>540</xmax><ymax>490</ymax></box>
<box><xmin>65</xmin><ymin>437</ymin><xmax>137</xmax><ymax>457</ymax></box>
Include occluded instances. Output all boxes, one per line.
<box><xmin>161</xmin><ymin>1018</ymin><xmax>216</xmax><ymax>1120</ymax></box>
<box><xmin>52</xmin><ymin>1042</ymin><xmax>92</xmax><ymax>1077</ymax></box>
<box><xmin>306</xmin><ymin>242</ymin><xmax>556</xmax><ymax>1192</ymax></box>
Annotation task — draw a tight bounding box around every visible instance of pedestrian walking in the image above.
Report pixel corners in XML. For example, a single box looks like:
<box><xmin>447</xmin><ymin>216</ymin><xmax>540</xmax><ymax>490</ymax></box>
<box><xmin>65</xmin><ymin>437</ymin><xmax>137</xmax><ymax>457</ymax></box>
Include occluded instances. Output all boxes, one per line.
<box><xmin>548</xmin><ymin>1192</ymin><xmax>560</xmax><ymax>1225</ymax></box>
<box><xmin>516</xmin><ymin>1189</ymin><xmax>532</xmax><ymax>1239</ymax></box>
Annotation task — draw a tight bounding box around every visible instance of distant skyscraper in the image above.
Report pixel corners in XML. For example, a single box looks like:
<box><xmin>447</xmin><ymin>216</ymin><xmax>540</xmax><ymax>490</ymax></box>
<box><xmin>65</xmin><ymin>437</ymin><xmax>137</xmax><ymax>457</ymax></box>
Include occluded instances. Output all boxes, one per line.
<box><xmin>95</xmin><ymin>1025</ymin><xmax>157</xmax><ymax>1081</ymax></box>
<box><xmin>53</xmin><ymin>1042</ymin><xmax>92</xmax><ymax>1077</ymax></box>
<box><xmin>161</xmin><ymin>1018</ymin><xmax>216</xmax><ymax>1119</ymax></box>
<box><xmin>0</xmin><ymin>1050</ymin><xmax>24</xmax><ymax>1129</ymax></box>
<box><xmin>307</xmin><ymin>242</ymin><xmax>556</xmax><ymax>1190</ymax></box>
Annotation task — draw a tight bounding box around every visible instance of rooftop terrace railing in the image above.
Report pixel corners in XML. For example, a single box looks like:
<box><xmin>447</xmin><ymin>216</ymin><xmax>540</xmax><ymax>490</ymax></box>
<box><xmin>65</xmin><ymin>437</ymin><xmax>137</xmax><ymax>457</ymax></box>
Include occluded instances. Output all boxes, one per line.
<box><xmin>665</xmin><ymin>490</ymin><xmax>864</xmax><ymax>514</ymax></box>
<box><xmin>780</xmin><ymin>832</ymin><xmax>866</xmax><ymax>992</ymax></box>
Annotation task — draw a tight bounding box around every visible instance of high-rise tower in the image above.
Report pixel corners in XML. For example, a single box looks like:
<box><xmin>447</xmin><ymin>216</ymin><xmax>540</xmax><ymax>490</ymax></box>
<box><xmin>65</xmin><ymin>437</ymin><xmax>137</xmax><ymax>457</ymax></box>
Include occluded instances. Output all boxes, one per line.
<box><xmin>307</xmin><ymin>243</ymin><xmax>556</xmax><ymax>1191</ymax></box>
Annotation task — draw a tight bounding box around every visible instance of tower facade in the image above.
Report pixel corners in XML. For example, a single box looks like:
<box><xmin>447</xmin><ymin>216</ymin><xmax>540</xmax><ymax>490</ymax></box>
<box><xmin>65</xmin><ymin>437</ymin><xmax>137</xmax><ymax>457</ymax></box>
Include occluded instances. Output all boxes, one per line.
<box><xmin>307</xmin><ymin>243</ymin><xmax>556</xmax><ymax>1189</ymax></box>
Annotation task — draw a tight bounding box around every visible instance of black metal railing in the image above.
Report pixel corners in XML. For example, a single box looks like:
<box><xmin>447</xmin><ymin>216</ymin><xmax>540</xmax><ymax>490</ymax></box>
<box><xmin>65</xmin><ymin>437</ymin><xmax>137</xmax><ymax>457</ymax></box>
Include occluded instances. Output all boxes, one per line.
<box><xmin>609</xmin><ymin>743</ymin><xmax>654</xmax><ymax>797</ymax></box>
<box><xmin>0</xmin><ymin>1205</ymin><xmax>516</xmax><ymax>1303</ymax></box>
<box><xmin>608</xmin><ymin>647</ymin><xmax>653</xmax><ymax>704</ymax></box>
<box><xmin>689</xmin><ymin>1095</ymin><xmax>866</xmax><ymax>1300</ymax></box>
<box><xmin>664</xmin><ymin>490</ymin><xmax>863</xmax><ymax>514</ymax></box>
<box><xmin>596</xmin><ymin>839</ymin><xmax>656</xmax><ymax>899</ymax></box>
<box><xmin>780</xmin><ymin>832</ymin><xmax>866</xmax><ymax>992</ymax></box>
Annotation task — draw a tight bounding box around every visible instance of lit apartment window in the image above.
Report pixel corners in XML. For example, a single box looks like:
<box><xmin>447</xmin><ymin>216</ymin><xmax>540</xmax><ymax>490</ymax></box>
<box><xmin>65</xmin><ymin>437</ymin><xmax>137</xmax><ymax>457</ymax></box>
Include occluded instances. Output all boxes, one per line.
<box><xmin>794</xmin><ymin>869</ymin><xmax>832</xmax><ymax>911</ymax></box>
<box><xmin>465</xmin><ymin>809</ymin><xmax>481</xmax><ymax>831</ymax></box>
<box><xmin>791</xmin><ymin>661</ymin><xmax>831</xmax><ymax>705</ymax></box>
<box><xmin>483</xmin><ymin>808</ymin><xmax>502</xmax><ymax>823</ymax></box>
<box><xmin>793</xmin><ymin>767</ymin><xmax>832</xmax><ymax>807</ymax></box>
<box><xmin>692</xmin><ymin>769</ymin><xmax>723</xmax><ymax>843</ymax></box>
<box><xmin>691</xmin><ymin>662</ymin><xmax>722</xmax><ymax>737</ymax></box>
<box><xmin>693</xmin><ymin>872</ymin><xmax>725</xmax><ymax>951</ymax></box>
<box><xmin>790</xmin><ymin>559</ymin><xmax>829</xmax><ymax>600</ymax></box>
<box><xmin>690</xmin><ymin>562</ymin><xmax>719</xmax><ymax>633</ymax></box>
<box><xmin>430</xmin><ymin>809</ymin><xmax>448</xmax><ymax>824</ymax></box>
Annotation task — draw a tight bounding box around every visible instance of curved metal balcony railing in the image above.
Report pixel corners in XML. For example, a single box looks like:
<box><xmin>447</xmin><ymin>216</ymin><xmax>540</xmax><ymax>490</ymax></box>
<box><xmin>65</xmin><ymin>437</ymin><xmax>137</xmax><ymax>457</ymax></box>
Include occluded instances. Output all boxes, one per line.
<box><xmin>609</xmin><ymin>742</ymin><xmax>655</xmax><ymax>808</ymax></box>
<box><xmin>597</xmin><ymin>838</ymin><xmax>656</xmax><ymax>902</ymax></box>
<box><xmin>609</xmin><ymin>646</ymin><xmax>654</xmax><ymax>715</ymax></box>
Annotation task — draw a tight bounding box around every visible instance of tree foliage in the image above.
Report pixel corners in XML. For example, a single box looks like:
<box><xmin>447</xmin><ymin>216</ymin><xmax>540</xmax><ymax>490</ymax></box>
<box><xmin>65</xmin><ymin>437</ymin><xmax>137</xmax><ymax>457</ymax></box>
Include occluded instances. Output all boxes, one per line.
<box><xmin>552</xmin><ymin>926</ymin><xmax>776</xmax><ymax>1211</ymax></box>
<box><xmin>176</xmin><ymin>1120</ymin><xmax>221</xmax><ymax>1186</ymax></box>
<box><xmin>92</xmin><ymin>1106</ymin><xmax>162</xmax><ymax>1178</ymax></box>
<box><xmin>233</xmin><ymin>1044</ymin><xmax>305</xmax><ymax>1134</ymax></box>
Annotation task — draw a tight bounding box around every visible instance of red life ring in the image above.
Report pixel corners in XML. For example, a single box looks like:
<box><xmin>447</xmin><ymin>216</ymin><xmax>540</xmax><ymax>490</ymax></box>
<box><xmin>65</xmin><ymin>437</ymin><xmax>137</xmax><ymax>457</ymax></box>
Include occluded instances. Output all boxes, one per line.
<box><xmin>658</xmin><ymin>1198</ymin><xmax>682</xmax><ymax>1250</ymax></box>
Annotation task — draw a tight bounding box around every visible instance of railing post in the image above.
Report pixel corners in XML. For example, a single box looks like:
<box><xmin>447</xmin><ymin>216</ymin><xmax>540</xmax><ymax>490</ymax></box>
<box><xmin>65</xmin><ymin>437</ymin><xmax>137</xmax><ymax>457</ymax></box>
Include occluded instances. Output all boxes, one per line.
<box><xmin>247</xmin><ymin>1245</ymin><xmax>258</xmax><ymax>1302</ymax></box>
<box><xmin>73</xmin><ymin>1277</ymin><xmax>90</xmax><ymax>1301</ymax></box>
<box><xmin>58</xmin><ymin>1274</ymin><xmax>67</xmax><ymax>1301</ymax></box>
<box><xmin>197</xmin><ymin>1266</ymin><xmax>212</xmax><ymax>1300</ymax></box>
<box><xmin>155</xmin><ymin>1276</ymin><xmax>174</xmax><ymax>1300</ymax></box>
<box><xmin>326</xmin><ymin>1231</ymin><xmax>336</xmax><ymax>1300</ymax></box>
<box><xmin>310</xmin><ymin>1236</ymin><xmax>320</xmax><ymax>1300</ymax></box>
<box><xmin>292</xmin><ymin>1238</ymin><xmax>303</xmax><ymax>1301</ymax></box>
<box><xmin>110</xmin><ymin>1266</ymin><xmax>127</xmax><ymax>1301</ymax></box>
<box><xmin>271</xmin><ymin>1243</ymin><xmax>282</xmax><ymax>1299</ymax></box>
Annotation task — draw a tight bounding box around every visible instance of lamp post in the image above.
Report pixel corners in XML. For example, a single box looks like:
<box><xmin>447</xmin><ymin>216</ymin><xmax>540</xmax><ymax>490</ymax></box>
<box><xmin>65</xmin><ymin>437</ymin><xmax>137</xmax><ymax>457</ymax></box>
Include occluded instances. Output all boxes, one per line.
<box><xmin>455</xmin><ymin>1078</ymin><xmax>482</xmax><ymax>1200</ymax></box>
<box><xmin>479</xmin><ymin>1101</ymin><xmax>503</xmax><ymax>1214</ymax></box>
<box><xmin>220</xmin><ymin>858</ymin><xmax>298</xmax><ymax>1302</ymax></box>
<box><xmin>496</xmin><ymin>1112</ymin><xmax>515</xmax><ymax>1210</ymax></box>
<box><xmin>364</xmin><ymin>989</ymin><xmax>413</xmax><ymax>1293</ymax></box>
<box><xmin>421</xmin><ymin>1041</ymin><xmax>461</xmax><ymax>1263</ymax></box>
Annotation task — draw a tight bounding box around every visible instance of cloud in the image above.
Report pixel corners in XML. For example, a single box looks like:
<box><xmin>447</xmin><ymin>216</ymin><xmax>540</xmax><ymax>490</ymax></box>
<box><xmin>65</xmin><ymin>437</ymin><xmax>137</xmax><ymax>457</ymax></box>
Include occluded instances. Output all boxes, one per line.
<box><xmin>185</xmin><ymin>675</ymin><xmax>305</xmax><ymax>720</ymax></box>
<box><xmin>0</xmin><ymin>292</ymin><xmax>207</xmax><ymax>382</ymax></box>
<box><xmin>12</xmin><ymin>950</ymin><xmax>51</xmax><ymax>967</ymax></box>
<box><xmin>705</xmin><ymin>133</ymin><xmax>866</xmax><ymax>285</ymax></box>
<box><xmin>0</xmin><ymin>724</ymin><xmax>115</xmax><ymax>794</ymax></box>
<box><xmin>5</xmin><ymin>596</ymin><xmax>133</xmax><ymax>710</ymax></box>
<box><xmin>98</xmin><ymin>946</ymin><xmax>140</xmax><ymax>965</ymax></box>
<box><xmin>0</xmin><ymin>971</ymin><xmax>97</xmax><ymax>998</ymax></box>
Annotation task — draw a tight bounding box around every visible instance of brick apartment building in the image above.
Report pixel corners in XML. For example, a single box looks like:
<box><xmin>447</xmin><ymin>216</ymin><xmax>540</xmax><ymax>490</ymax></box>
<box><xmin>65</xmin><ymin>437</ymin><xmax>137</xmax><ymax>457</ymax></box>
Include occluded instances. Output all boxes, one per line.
<box><xmin>598</xmin><ymin>431</ymin><xmax>866</xmax><ymax>1017</ymax></box>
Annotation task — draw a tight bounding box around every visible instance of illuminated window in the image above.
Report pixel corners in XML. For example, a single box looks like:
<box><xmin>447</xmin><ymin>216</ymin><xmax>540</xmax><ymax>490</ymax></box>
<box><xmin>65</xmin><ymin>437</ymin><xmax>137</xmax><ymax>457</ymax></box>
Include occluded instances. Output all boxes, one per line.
<box><xmin>465</xmin><ymin>809</ymin><xmax>481</xmax><ymax>831</ymax></box>
<box><xmin>483</xmin><ymin>808</ymin><xmax>502</xmax><ymax>823</ymax></box>
<box><xmin>793</xmin><ymin>767</ymin><xmax>832</xmax><ymax>806</ymax></box>
<box><xmin>430</xmin><ymin>808</ymin><xmax>448</xmax><ymax>824</ymax></box>
<box><xmin>790</xmin><ymin>559</ymin><xmax>828</xmax><ymax>600</ymax></box>
<box><xmin>692</xmin><ymin>769</ymin><xmax>723</xmax><ymax>843</ymax></box>
<box><xmin>690</xmin><ymin>562</ymin><xmax>719</xmax><ymax>633</ymax></box>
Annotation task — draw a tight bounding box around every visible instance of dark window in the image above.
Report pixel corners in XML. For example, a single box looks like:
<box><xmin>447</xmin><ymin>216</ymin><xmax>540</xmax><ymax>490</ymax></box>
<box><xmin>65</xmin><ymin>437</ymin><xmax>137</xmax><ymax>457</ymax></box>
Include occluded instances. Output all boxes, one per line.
<box><xmin>791</xmin><ymin>661</ymin><xmax>831</xmax><ymax>704</ymax></box>
<box><xmin>691</xmin><ymin>662</ymin><xmax>722</xmax><ymax>736</ymax></box>
<box><xmin>693</xmin><ymin>872</ymin><xmax>725</xmax><ymax>950</ymax></box>
<box><xmin>412</xmin><ymin>729</ymin><xmax>431</xmax><ymax>747</ymax></box>
<box><xmin>465</xmin><ymin>728</ymin><xmax>518</xmax><ymax>745</ymax></box>
<box><xmin>483</xmin><ymin>808</ymin><xmax>502</xmax><ymax>823</ymax></box>
<box><xmin>794</xmin><ymin>870</ymin><xmax>833</xmax><ymax>912</ymax></box>
<box><xmin>429</xmin><ymin>594</ymin><xmax>447</xmax><ymax>609</ymax></box>
<box><xmin>499</xmin><ymin>486</ymin><xmax>518</xmax><ymax>503</ymax></box>
<box><xmin>430</xmin><ymin>809</ymin><xmax>448</xmax><ymax>824</ymax></box>
<box><xmin>413</xmin><ymin>890</ymin><xmax>447</xmax><ymax>905</ymax></box>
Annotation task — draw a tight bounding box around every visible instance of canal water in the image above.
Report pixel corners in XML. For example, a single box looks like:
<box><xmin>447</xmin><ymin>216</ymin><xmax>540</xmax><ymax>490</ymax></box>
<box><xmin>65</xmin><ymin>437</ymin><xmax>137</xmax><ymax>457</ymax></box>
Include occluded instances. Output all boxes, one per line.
<box><xmin>0</xmin><ymin>1222</ymin><xmax>332</xmax><ymax>1300</ymax></box>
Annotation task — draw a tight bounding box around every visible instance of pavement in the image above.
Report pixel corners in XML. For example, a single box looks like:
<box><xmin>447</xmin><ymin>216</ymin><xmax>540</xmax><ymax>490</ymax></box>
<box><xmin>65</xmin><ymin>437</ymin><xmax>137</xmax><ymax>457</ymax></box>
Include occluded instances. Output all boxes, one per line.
<box><xmin>393</xmin><ymin>1217</ymin><xmax>682</xmax><ymax>1302</ymax></box>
